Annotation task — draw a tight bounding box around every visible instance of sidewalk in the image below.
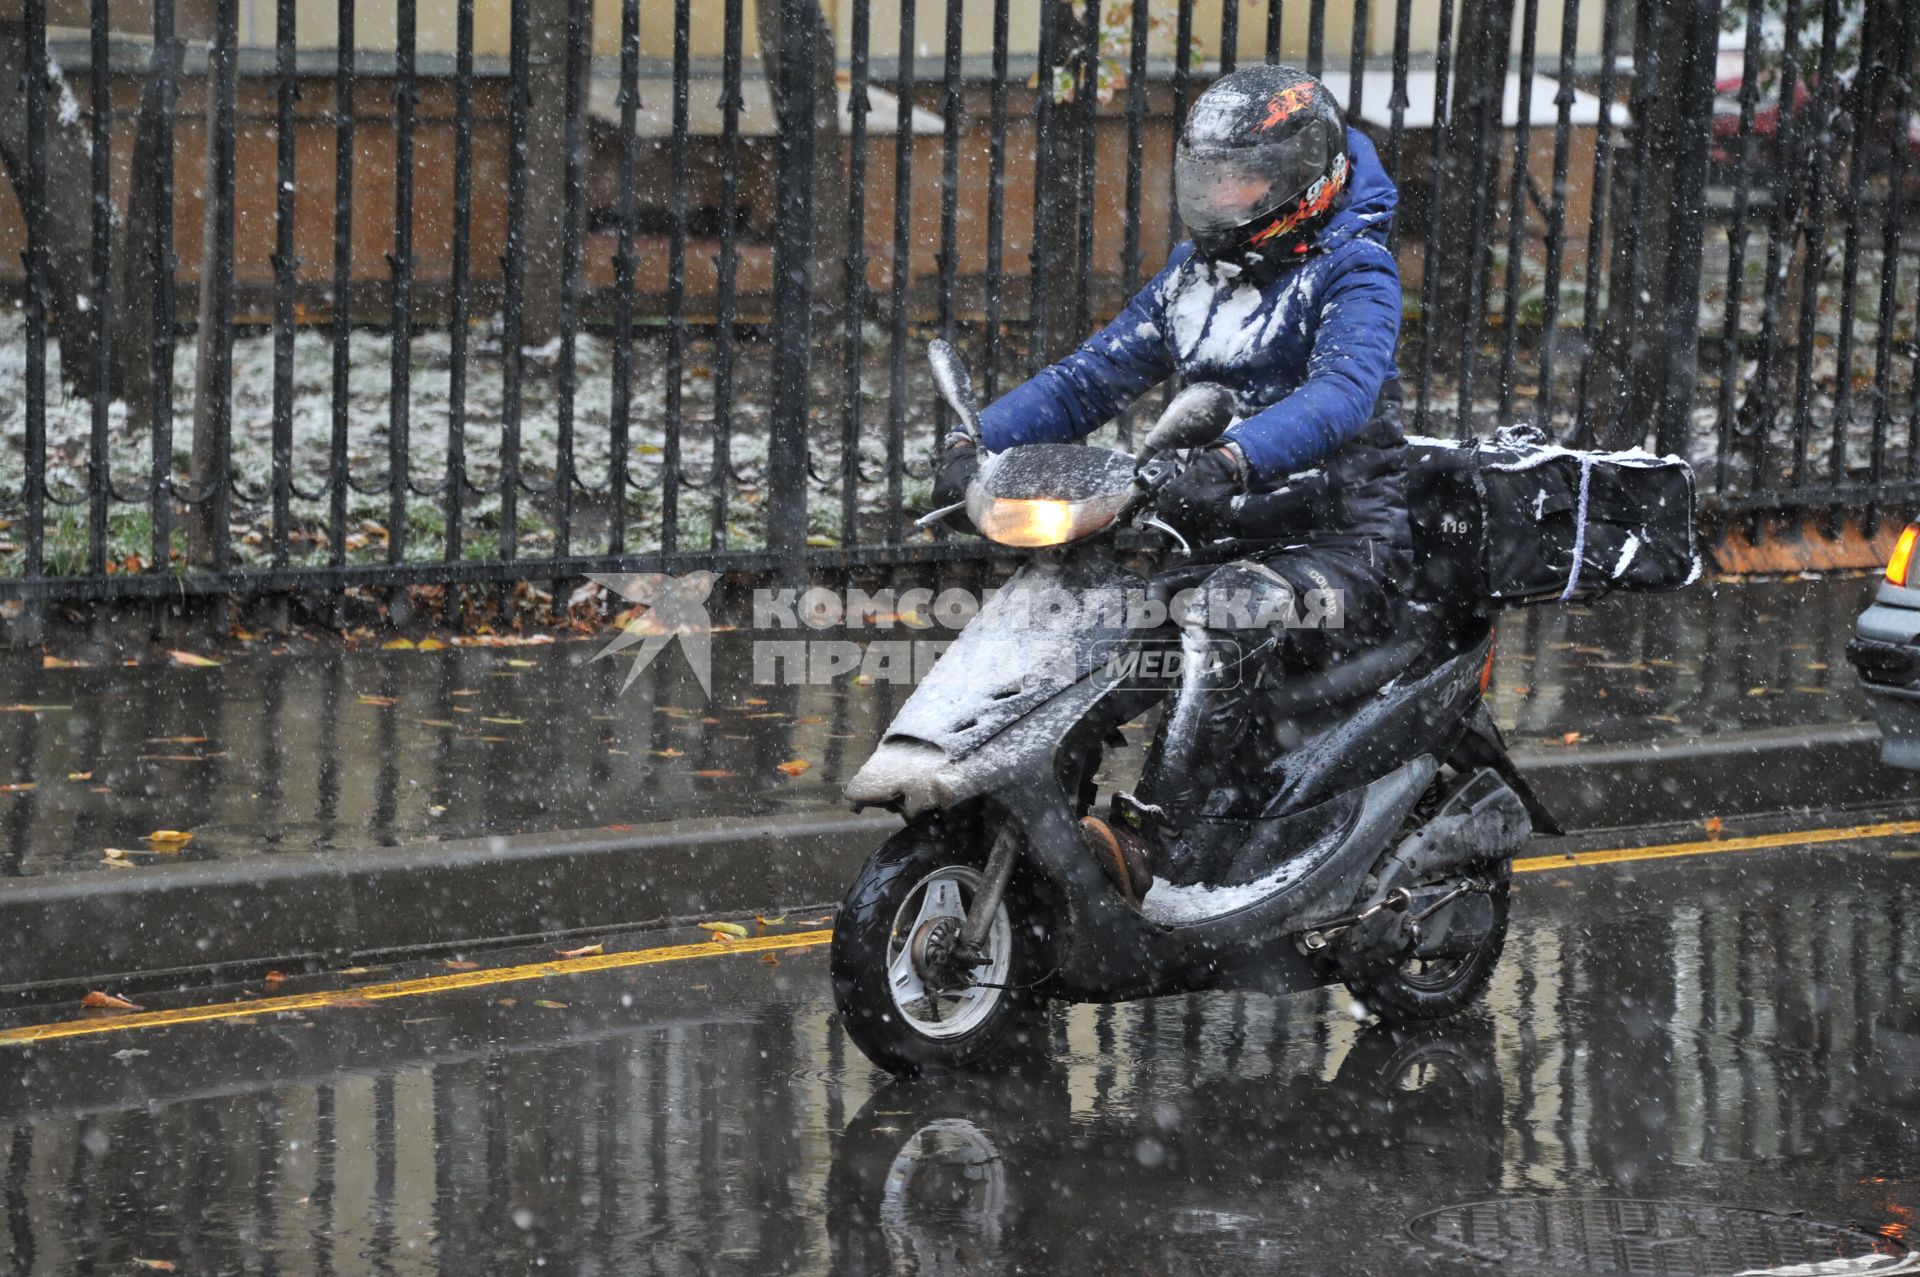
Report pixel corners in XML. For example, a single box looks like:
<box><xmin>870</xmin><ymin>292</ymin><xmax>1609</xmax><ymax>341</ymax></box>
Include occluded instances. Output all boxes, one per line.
<box><xmin>0</xmin><ymin>572</ymin><xmax>1909</xmax><ymax>991</ymax></box>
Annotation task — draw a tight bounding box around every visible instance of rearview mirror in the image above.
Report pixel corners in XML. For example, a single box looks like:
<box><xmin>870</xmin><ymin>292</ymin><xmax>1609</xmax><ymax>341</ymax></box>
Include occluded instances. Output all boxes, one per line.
<box><xmin>928</xmin><ymin>339</ymin><xmax>983</xmax><ymax>441</ymax></box>
<box><xmin>1138</xmin><ymin>383</ymin><xmax>1235</xmax><ymax>462</ymax></box>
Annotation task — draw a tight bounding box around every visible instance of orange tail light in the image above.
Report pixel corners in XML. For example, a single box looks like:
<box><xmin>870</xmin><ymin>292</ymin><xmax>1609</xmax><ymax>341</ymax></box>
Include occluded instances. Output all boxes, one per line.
<box><xmin>1479</xmin><ymin>629</ymin><xmax>1497</xmax><ymax>694</ymax></box>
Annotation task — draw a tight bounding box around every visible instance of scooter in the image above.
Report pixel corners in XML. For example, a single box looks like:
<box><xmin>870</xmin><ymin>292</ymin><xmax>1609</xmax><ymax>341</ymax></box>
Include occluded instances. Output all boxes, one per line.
<box><xmin>831</xmin><ymin>341</ymin><xmax>1559</xmax><ymax>1075</ymax></box>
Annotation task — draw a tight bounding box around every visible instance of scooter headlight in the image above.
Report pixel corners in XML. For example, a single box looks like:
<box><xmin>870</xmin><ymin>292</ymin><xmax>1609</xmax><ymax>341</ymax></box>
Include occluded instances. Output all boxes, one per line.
<box><xmin>971</xmin><ymin>497</ymin><xmax>1116</xmax><ymax>548</ymax></box>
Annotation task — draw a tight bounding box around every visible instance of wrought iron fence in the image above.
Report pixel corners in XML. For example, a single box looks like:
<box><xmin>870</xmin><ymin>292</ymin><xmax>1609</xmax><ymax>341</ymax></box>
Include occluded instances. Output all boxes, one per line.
<box><xmin>0</xmin><ymin>0</ymin><xmax>1915</xmax><ymax>606</ymax></box>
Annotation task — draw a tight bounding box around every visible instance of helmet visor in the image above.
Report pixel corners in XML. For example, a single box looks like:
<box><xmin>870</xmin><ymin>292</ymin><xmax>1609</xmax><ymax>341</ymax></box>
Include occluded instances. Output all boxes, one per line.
<box><xmin>1175</xmin><ymin>122</ymin><xmax>1331</xmax><ymax>235</ymax></box>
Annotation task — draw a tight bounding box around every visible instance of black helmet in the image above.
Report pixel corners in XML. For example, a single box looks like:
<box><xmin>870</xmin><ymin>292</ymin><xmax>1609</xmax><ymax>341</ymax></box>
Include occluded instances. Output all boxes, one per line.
<box><xmin>1176</xmin><ymin>65</ymin><xmax>1351</xmax><ymax>265</ymax></box>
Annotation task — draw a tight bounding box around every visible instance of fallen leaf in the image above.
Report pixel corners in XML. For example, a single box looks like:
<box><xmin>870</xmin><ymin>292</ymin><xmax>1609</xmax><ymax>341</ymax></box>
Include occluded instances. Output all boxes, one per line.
<box><xmin>651</xmin><ymin>748</ymin><xmax>684</xmax><ymax>758</ymax></box>
<box><xmin>504</xmin><ymin>659</ymin><xmax>537</xmax><ymax>668</ymax></box>
<box><xmin>416</xmin><ymin>637</ymin><xmax>448</xmax><ymax>651</ymax></box>
<box><xmin>744</xmin><ymin>697</ymin><xmax>769</xmax><ymax>706</ymax></box>
<box><xmin>794</xmin><ymin>715</ymin><xmax>827</xmax><ymax>725</ymax></box>
<box><xmin>692</xmin><ymin>769</ymin><xmax>739</xmax><ymax>780</ymax></box>
<box><xmin>66</xmin><ymin>771</ymin><xmax>92</xmax><ymax>781</ymax></box>
<box><xmin>0</xmin><ymin>782</ymin><xmax>34</xmax><ymax>794</ymax></box>
<box><xmin>699</xmin><ymin>921</ymin><xmax>750</xmax><ymax>939</ymax></box>
<box><xmin>0</xmin><ymin>704</ymin><xmax>70</xmax><ymax>713</ymax></box>
<box><xmin>146</xmin><ymin>736</ymin><xmax>209</xmax><ymax>744</ymax></box>
<box><xmin>495</xmin><ymin>997</ymin><xmax>518</xmax><ymax>1007</ymax></box>
<box><xmin>444</xmin><ymin>959</ymin><xmax>481</xmax><ymax>971</ymax></box>
<box><xmin>760</xmin><ymin>953</ymin><xmax>780</xmax><ymax>966</ymax></box>
<box><xmin>41</xmin><ymin>654</ymin><xmax>88</xmax><ymax>669</ymax></box>
<box><xmin>480</xmin><ymin>716</ymin><xmax>525</xmax><ymax>726</ymax></box>
<box><xmin>264</xmin><ymin>970</ymin><xmax>288</xmax><ymax>988</ymax></box>
<box><xmin>555</xmin><ymin>943</ymin><xmax>604</xmax><ymax>958</ymax></box>
<box><xmin>533</xmin><ymin>999</ymin><xmax>568</xmax><ymax>1009</ymax></box>
<box><xmin>794</xmin><ymin>915</ymin><xmax>832</xmax><ymax>926</ymax></box>
<box><xmin>102</xmin><ymin>847</ymin><xmax>130</xmax><ymax>860</ymax></box>
<box><xmin>336</xmin><ymin>966</ymin><xmax>373</xmax><ymax>975</ymax></box>
<box><xmin>81</xmin><ymin>991</ymin><xmax>141</xmax><ymax>1010</ymax></box>
<box><xmin>132</xmin><ymin>1260</ymin><xmax>178</xmax><ymax>1272</ymax></box>
<box><xmin>755</xmin><ymin>914</ymin><xmax>788</xmax><ymax>927</ymax></box>
<box><xmin>1560</xmin><ymin>732</ymin><xmax>1582</xmax><ymax>746</ymax></box>
<box><xmin>775</xmin><ymin>759</ymin><xmax>812</xmax><ymax>776</ymax></box>
<box><xmin>144</xmin><ymin>829</ymin><xmax>194</xmax><ymax>847</ymax></box>
<box><xmin>358</xmin><ymin>694</ymin><xmax>399</xmax><ymax>707</ymax></box>
<box><xmin>382</xmin><ymin>638</ymin><xmax>417</xmax><ymax>651</ymax></box>
<box><xmin>417</xmin><ymin>719</ymin><xmax>456</xmax><ymax>729</ymax></box>
<box><xmin>1702</xmin><ymin>816</ymin><xmax>1724</xmax><ymax>839</ymax></box>
<box><xmin>167</xmin><ymin>650</ymin><xmax>223</xmax><ymax>667</ymax></box>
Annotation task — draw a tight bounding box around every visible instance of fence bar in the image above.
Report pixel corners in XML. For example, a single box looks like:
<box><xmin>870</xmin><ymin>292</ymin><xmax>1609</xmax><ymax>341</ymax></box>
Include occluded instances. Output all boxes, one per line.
<box><xmin>1385</xmin><ymin>0</ymin><xmax>1410</xmax><ymax>249</ymax></box>
<box><xmin>1652</xmin><ymin>0</ymin><xmax>1718</xmax><ymax>461</ymax></box>
<box><xmin>939</xmin><ymin>0</ymin><xmax>965</xmax><ymax>356</ymax></box>
<box><xmin>87</xmin><ymin>0</ymin><xmax>112</xmax><ymax>575</ymax></box>
<box><xmin>663</xmin><ymin>0</ymin><xmax>691</xmax><ymax>553</ymax></box>
<box><xmin>1221</xmin><ymin>1</ymin><xmax>1239</xmax><ymax>75</ymax></box>
<box><xmin>266</xmin><ymin>0</ymin><xmax>299</xmax><ymax>573</ymax></box>
<box><xmin>1870</xmin><ymin>0</ymin><xmax>1914</xmax><ymax>524</ymax></box>
<box><xmin>499</xmin><ymin>0</ymin><xmax>530</xmax><ymax>561</ymax></box>
<box><xmin>710</xmin><ymin>0</ymin><xmax>746</xmax><ymax>550</ymax></box>
<box><xmin>1744</xmin><ymin>0</ymin><xmax>1803</xmax><ymax>503</ymax></box>
<box><xmin>1826</xmin><ymin>0</ymin><xmax>1875</xmax><ymax>509</ymax></box>
<box><xmin>1711</xmin><ymin>7</ymin><xmax>1761</xmax><ymax>493</ymax></box>
<box><xmin>22</xmin><ymin>0</ymin><xmax>46</xmax><ymax>579</ymax></box>
<box><xmin>1168</xmin><ymin>0</ymin><xmax>1194</xmax><ymax>258</ymax></box>
<box><xmin>149</xmin><ymin>0</ymin><xmax>178</xmax><ymax>575</ymax></box>
<box><xmin>1075</xmin><ymin>0</ymin><xmax>1101</xmax><ymax>341</ymax></box>
<box><xmin>554</xmin><ymin>0</ymin><xmax>590</xmax><ymax>560</ymax></box>
<box><xmin>203</xmin><ymin>0</ymin><xmax>239</xmax><ymax>571</ymax></box>
<box><xmin>767</xmin><ymin>0</ymin><xmax>820</xmax><ymax>557</ymax></box>
<box><xmin>1495</xmin><ymin>0</ymin><xmax>1540</xmax><ymax>424</ymax></box>
<box><xmin>329</xmin><ymin>0</ymin><xmax>355</xmax><ymax>572</ymax></box>
<box><xmin>1119</xmin><ymin>0</ymin><xmax>1151</xmax><ymax>446</ymax></box>
<box><xmin>608</xmin><ymin>0</ymin><xmax>639</xmax><ymax>558</ymax></box>
<box><xmin>1536</xmin><ymin>0</ymin><xmax>1580</xmax><ymax>429</ymax></box>
<box><xmin>1604</xmin><ymin>0</ymin><xmax>1658</xmax><ymax>444</ymax></box>
<box><xmin>1307</xmin><ymin>0</ymin><xmax>1326</xmax><ymax>78</ymax></box>
<box><xmin>1267</xmin><ymin>0</ymin><xmax>1284</xmax><ymax>63</ymax></box>
<box><xmin>446</xmin><ymin>0</ymin><xmax>474</xmax><ymax>568</ymax></box>
<box><xmin>1344</xmin><ymin>0</ymin><xmax>1368</xmax><ymax>120</ymax></box>
<box><xmin>842</xmin><ymin>0</ymin><xmax>873</xmax><ymax>542</ymax></box>
<box><xmin>984</xmin><ymin>0</ymin><xmax>1011</xmax><ymax>398</ymax></box>
<box><xmin>885</xmin><ymin>0</ymin><xmax>916</xmax><ymax>539</ymax></box>
<box><xmin>1787</xmin><ymin>0</ymin><xmax>1842</xmax><ymax>500</ymax></box>
<box><xmin>1570</xmin><ymin>0</ymin><xmax>1623</xmax><ymax>446</ymax></box>
<box><xmin>1454</xmin><ymin>0</ymin><xmax>1501</xmax><ymax>438</ymax></box>
<box><xmin>1029</xmin><ymin>0</ymin><xmax>1058</xmax><ymax>372</ymax></box>
<box><xmin>389</xmin><ymin>0</ymin><xmax>417</xmax><ymax>564</ymax></box>
<box><xmin>1412</xmin><ymin>0</ymin><xmax>1453</xmax><ymax>433</ymax></box>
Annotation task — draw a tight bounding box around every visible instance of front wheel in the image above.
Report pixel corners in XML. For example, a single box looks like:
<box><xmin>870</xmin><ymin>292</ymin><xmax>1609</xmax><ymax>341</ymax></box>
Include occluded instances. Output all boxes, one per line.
<box><xmin>831</xmin><ymin>813</ymin><xmax>1047</xmax><ymax>1075</ymax></box>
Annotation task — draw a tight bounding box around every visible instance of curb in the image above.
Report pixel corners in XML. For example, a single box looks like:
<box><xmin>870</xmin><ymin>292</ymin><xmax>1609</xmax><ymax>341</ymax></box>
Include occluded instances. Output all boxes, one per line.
<box><xmin>2</xmin><ymin>722</ymin><xmax>1910</xmax><ymax>995</ymax></box>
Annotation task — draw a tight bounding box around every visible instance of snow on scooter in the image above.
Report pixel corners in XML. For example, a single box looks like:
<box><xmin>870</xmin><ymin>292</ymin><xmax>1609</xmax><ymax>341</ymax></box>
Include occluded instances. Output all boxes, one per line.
<box><xmin>830</xmin><ymin>341</ymin><xmax>1695</xmax><ymax>1075</ymax></box>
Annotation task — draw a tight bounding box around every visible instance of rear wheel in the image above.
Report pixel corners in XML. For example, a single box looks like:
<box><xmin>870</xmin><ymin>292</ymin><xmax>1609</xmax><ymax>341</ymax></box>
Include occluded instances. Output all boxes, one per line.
<box><xmin>831</xmin><ymin>813</ymin><xmax>1047</xmax><ymax>1075</ymax></box>
<box><xmin>1340</xmin><ymin>870</ymin><xmax>1510</xmax><ymax>1025</ymax></box>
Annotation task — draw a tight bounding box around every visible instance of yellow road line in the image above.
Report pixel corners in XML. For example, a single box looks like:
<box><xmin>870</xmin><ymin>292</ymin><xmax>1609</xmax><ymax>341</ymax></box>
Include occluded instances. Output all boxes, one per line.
<box><xmin>11</xmin><ymin>816</ymin><xmax>1920</xmax><ymax>1049</ymax></box>
<box><xmin>0</xmin><ymin>929</ymin><xmax>833</xmax><ymax>1047</ymax></box>
<box><xmin>1513</xmin><ymin>818</ymin><xmax>1920</xmax><ymax>874</ymax></box>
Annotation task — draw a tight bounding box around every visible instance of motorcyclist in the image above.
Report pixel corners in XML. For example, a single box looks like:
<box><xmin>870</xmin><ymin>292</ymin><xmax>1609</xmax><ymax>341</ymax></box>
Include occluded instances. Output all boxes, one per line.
<box><xmin>931</xmin><ymin>65</ymin><xmax>1411</xmax><ymax>904</ymax></box>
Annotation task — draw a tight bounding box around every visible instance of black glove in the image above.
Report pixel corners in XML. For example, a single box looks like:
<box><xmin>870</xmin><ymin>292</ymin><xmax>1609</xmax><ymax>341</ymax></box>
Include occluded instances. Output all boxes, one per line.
<box><xmin>1154</xmin><ymin>444</ymin><xmax>1248</xmax><ymax>536</ymax></box>
<box><xmin>930</xmin><ymin>434</ymin><xmax>979</xmax><ymax>523</ymax></box>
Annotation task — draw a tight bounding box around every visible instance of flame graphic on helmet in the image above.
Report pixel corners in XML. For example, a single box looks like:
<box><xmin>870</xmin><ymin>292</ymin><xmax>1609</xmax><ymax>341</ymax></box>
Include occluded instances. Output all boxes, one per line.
<box><xmin>1258</xmin><ymin>83</ymin><xmax>1317</xmax><ymax>131</ymax></box>
<box><xmin>1247</xmin><ymin>153</ymin><xmax>1349</xmax><ymax>246</ymax></box>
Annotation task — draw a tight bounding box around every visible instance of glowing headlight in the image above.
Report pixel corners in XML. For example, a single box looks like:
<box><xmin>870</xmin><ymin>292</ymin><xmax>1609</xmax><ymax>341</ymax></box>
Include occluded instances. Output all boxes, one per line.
<box><xmin>972</xmin><ymin>497</ymin><xmax>1115</xmax><ymax>548</ymax></box>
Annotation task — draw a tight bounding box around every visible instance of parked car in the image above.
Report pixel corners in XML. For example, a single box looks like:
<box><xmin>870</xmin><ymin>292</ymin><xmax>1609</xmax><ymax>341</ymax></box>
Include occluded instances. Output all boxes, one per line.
<box><xmin>1847</xmin><ymin>524</ymin><xmax>1920</xmax><ymax>767</ymax></box>
<box><xmin>1708</xmin><ymin>68</ymin><xmax>1920</xmax><ymax>204</ymax></box>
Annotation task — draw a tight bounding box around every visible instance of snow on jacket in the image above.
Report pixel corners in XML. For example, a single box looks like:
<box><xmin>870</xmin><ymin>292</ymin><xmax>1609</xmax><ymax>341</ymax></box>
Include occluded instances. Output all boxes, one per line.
<box><xmin>978</xmin><ymin>128</ymin><xmax>1409</xmax><ymax>548</ymax></box>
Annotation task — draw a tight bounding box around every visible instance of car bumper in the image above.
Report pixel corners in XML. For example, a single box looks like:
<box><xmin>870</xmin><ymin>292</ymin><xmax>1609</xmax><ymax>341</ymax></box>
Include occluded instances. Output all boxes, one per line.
<box><xmin>1849</xmin><ymin>594</ymin><xmax>1920</xmax><ymax>767</ymax></box>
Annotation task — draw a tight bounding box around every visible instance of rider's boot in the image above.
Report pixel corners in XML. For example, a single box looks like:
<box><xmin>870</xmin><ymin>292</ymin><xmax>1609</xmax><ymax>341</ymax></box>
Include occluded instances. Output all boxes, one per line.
<box><xmin>1079</xmin><ymin>795</ymin><xmax>1159</xmax><ymax>905</ymax></box>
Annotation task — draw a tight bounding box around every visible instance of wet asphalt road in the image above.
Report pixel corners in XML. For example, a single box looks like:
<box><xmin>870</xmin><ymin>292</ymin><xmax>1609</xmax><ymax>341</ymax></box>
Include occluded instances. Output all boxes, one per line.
<box><xmin>2</xmin><ymin>829</ymin><xmax>1917</xmax><ymax>1275</ymax></box>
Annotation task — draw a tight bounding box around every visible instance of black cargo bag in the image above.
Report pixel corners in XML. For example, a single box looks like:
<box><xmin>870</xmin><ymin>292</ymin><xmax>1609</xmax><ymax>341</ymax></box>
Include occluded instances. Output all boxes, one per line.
<box><xmin>1408</xmin><ymin>426</ymin><xmax>1699</xmax><ymax>607</ymax></box>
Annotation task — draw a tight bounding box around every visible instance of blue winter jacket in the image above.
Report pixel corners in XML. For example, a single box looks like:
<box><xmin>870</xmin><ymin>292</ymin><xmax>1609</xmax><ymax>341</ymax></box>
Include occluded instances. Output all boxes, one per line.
<box><xmin>979</xmin><ymin>129</ymin><xmax>1407</xmax><ymax>545</ymax></box>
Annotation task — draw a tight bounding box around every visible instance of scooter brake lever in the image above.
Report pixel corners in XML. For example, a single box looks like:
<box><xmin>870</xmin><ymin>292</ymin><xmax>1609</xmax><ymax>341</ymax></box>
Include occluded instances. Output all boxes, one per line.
<box><xmin>1141</xmin><ymin>515</ymin><xmax>1192</xmax><ymax>556</ymax></box>
<box><xmin>914</xmin><ymin>499</ymin><xmax>968</xmax><ymax>529</ymax></box>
